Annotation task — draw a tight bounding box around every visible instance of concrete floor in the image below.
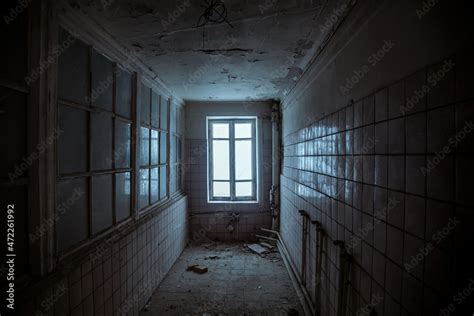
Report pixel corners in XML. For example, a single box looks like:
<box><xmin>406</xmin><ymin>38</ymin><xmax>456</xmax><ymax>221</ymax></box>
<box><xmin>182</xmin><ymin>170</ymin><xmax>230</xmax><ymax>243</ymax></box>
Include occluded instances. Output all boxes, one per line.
<box><xmin>140</xmin><ymin>243</ymin><xmax>303</xmax><ymax>316</ymax></box>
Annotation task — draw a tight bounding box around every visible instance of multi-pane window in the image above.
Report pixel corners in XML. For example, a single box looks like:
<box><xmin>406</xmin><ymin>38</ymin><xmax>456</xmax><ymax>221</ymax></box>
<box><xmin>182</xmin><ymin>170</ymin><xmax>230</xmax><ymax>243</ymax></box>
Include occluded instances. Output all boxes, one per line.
<box><xmin>139</xmin><ymin>85</ymin><xmax>168</xmax><ymax>210</ymax></box>
<box><xmin>207</xmin><ymin>117</ymin><xmax>258</xmax><ymax>202</ymax></box>
<box><xmin>56</xmin><ymin>29</ymin><xmax>133</xmax><ymax>252</ymax></box>
<box><xmin>170</xmin><ymin>103</ymin><xmax>184</xmax><ymax>195</ymax></box>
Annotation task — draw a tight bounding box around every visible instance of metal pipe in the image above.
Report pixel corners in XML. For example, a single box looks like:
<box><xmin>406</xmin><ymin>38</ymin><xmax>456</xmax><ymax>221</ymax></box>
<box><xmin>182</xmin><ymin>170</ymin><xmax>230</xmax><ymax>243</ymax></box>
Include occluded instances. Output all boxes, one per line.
<box><xmin>312</xmin><ymin>220</ymin><xmax>323</xmax><ymax>314</ymax></box>
<box><xmin>299</xmin><ymin>210</ymin><xmax>310</xmax><ymax>287</ymax></box>
<box><xmin>261</xmin><ymin>228</ymin><xmax>316</xmax><ymax>316</ymax></box>
<box><xmin>334</xmin><ymin>240</ymin><xmax>351</xmax><ymax>316</ymax></box>
<box><xmin>271</xmin><ymin>101</ymin><xmax>281</xmax><ymax>231</ymax></box>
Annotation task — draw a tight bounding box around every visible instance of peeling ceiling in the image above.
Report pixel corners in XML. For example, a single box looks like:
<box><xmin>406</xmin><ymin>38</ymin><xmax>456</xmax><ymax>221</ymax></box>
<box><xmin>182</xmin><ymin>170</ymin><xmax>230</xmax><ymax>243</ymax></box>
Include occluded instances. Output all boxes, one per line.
<box><xmin>71</xmin><ymin>0</ymin><xmax>351</xmax><ymax>101</ymax></box>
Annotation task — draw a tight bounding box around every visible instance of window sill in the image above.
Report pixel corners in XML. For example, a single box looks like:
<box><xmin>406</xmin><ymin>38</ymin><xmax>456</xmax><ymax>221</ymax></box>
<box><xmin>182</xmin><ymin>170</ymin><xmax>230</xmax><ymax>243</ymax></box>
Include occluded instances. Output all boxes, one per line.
<box><xmin>207</xmin><ymin>200</ymin><xmax>259</xmax><ymax>204</ymax></box>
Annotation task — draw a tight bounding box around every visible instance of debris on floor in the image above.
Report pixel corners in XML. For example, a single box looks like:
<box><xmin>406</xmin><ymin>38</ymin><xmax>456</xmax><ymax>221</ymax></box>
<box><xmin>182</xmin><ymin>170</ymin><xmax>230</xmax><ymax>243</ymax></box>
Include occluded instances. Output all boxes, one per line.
<box><xmin>247</xmin><ymin>243</ymin><xmax>268</xmax><ymax>254</ymax></box>
<box><xmin>141</xmin><ymin>243</ymin><xmax>303</xmax><ymax>315</ymax></box>
<box><xmin>259</xmin><ymin>241</ymin><xmax>275</xmax><ymax>250</ymax></box>
<box><xmin>201</xmin><ymin>242</ymin><xmax>217</xmax><ymax>249</ymax></box>
<box><xmin>186</xmin><ymin>264</ymin><xmax>209</xmax><ymax>274</ymax></box>
<box><xmin>204</xmin><ymin>255</ymin><xmax>220</xmax><ymax>260</ymax></box>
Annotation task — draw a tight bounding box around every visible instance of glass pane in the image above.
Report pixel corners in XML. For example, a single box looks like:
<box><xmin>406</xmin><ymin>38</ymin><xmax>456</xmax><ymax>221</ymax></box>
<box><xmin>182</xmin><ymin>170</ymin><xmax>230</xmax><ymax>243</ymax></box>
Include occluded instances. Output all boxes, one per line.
<box><xmin>57</xmin><ymin>178</ymin><xmax>88</xmax><ymax>251</ymax></box>
<box><xmin>115</xmin><ymin>172</ymin><xmax>131</xmax><ymax>222</ymax></box>
<box><xmin>235</xmin><ymin>140</ymin><xmax>252</xmax><ymax>180</ymax></box>
<box><xmin>91</xmin><ymin>113</ymin><xmax>113</xmax><ymax>171</ymax></box>
<box><xmin>58</xmin><ymin>105</ymin><xmax>87</xmax><ymax>174</ymax></box>
<box><xmin>150</xmin><ymin>130</ymin><xmax>158</xmax><ymax>165</ymax></box>
<box><xmin>212</xmin><ymin>123</ymin><xmax>229</xmax><ymax>138</ymax></box>
<box><xmin>150</xmin><ymin>167</ymin><xmax>159</xmax><ymax>203</ymax></box>
<box><xmin>141</xmin><ymin>84</ymin><xmax>150</xmax><ymax>124</ymax></box>
<box><xmin>151</xmin><ymin>91</ymin><xmax>160</xmax><ymax>127</ymax></box>
<box><xmin>235</xmin><ymin>123</ymin><xmax>252</xmax><ymax>138</ymax></box>
<box><xmin>236</xmin><ymin>181</ymin><xmax>253</xmax><ymax>197</ymax></box>
<box><xmin>91</xmin><ymin>174</ymin><xmax>113</xmax><ymax>234</ymax></box>
<box><xmin>160</xmin><ymin>132</ymin><xmax>167</xmax><ymax>164</ymax></box>
<box><xmin>115</xmin><ymin>69</ymin><xmax>132</xmax><ymax>118</ymax></box>
<box><xmin>213</xmin><ymin>182</ymin><xmax>230</xmax><ymax>197</ymax></box>
<box><xmin>115</xmin><ymin>120</ymin><xmax>131</xmax><ymax>168</ymax></box>
<box><xmin>212</xmin><ymin>140</ymin><xmax>229</xmax><ymax>180</ymax></box>
<box><xmin>139</xmin><ymin>169</ymin><xmax>149</xmax><ymax>209</ymax></box>
<box><xmin>160</xmin><ymin>99</ymin><xmax>168</xmax><ymax>130</ymax></box>
<box><xmin>160</xmin><ymin>165</ymin><xmax>167</xmax><ymax>199</ymax></box>
<box><xmin>140</xmin><ymin>127</ymin><xmax>150</xmax><ymax>166</ymax></box>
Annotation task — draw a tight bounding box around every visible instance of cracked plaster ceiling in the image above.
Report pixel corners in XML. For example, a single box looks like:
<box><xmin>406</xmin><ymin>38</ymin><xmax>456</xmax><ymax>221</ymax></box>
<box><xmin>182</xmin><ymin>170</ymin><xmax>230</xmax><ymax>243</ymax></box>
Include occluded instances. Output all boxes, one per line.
<box><xmin>71</xmin><ymin>0</ymin><xmax>350</xmax><ymax>101</ymax></box>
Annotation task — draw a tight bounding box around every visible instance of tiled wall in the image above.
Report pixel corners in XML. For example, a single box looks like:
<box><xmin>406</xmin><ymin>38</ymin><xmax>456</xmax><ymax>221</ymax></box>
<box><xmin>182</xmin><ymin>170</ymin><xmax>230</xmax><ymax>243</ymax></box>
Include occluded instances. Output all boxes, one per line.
<box><xmin>18</xmin><ymin>196</ymin><xmax>188</xmax><ymax>316</ymax></box>
<box><xmin>184</xmin><ymin>101</ymin><xmax>274</xmax><ymax>242</ymax></box>
<box><xmin>280</xmin><ymin>57</ymin><xmax>474</xmax><ymax>315</ymax></box>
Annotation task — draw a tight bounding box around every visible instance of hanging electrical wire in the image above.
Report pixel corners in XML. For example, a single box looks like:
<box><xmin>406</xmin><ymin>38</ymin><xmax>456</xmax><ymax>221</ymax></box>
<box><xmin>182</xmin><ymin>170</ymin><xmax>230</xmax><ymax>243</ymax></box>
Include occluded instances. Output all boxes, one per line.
<box><xmin>196</xmin><ymin>0</ymin><xmax>234</xmax><ymax>29</ymax></box>
<box><xmin>196</xmin><ymin>0</ymin><xmax>234</xmax><ymax>46</ymax></box>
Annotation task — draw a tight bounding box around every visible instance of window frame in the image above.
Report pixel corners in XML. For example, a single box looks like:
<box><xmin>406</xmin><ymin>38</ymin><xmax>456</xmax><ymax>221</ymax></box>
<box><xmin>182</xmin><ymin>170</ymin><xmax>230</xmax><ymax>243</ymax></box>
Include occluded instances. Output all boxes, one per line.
<box><xmin>138</xmin><ymin>85</ymin><xmax>169</xmax><ymax>212</ymax></box>
<box><xmin>207</xmin><ymin>116</ymin><xmax>258</xmax><ymax>203</ymax></box>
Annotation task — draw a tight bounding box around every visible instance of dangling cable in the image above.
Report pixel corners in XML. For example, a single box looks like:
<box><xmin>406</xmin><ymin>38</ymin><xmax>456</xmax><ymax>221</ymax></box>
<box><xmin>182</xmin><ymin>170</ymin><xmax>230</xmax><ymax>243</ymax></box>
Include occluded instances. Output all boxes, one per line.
<box><xmin>196</xmin><ymin>0</ymin><xmax>234</xmax><ymax>29</ymax></box>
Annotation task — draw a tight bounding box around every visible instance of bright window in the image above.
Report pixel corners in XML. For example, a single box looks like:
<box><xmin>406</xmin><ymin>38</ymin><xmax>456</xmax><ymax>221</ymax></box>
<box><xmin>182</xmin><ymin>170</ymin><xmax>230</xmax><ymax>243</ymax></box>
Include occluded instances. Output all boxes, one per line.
<box><xmin>207</xmin><ymin>117</ymin><xmax>258</xmax><ymax>202</ymax></box>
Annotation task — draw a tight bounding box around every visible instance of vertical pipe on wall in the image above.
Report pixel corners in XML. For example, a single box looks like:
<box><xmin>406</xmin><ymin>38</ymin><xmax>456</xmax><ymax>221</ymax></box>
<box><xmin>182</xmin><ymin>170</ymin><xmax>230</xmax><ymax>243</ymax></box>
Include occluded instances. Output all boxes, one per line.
<box><xmin>334</xmin><ymin>240</ymin><xmax>351</xmax><ymax>316</ymax></box>
<box><xmin>299</xmin><ymin>210</ymin><xmax>310</xmax><ymax>287</ymax></box>
<box><xmin>271</xmin><ymin>101</ymin><xmax>281</xmax><ymax>231</ymax></box>
<box><xmin>312</xmin><ymin>220</ymin><xmax>323</xmax><ymax>314</ymax></box>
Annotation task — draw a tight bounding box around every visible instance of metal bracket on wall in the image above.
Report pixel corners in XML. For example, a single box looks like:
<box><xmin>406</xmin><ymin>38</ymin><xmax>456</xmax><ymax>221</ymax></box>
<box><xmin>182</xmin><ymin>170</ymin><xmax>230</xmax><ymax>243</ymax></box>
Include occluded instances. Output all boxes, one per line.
<box><xmin>299</xmin><ymin>210</ymin><xmax>310</xmax><ymax>287</ymax></box>
<box><xmin>334</xmin><ymin>240</ymin><xmax>352</xmax><ymax>316</ymax></box>
<box><xmin>311</xmin><ymin>220</ymin><xmax>324</xmax><ymax>315</ymax></box>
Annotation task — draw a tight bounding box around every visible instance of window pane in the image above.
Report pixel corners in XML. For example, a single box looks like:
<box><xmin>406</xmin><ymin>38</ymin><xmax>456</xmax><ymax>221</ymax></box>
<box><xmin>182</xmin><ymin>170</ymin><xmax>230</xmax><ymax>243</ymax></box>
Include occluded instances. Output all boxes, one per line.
<box><xmin>213</xmin><ymin>181</ymin><xmax>230</xmax><ymax>197</ymax></box>
<box><xmin>150</xmin><ymin>130</ymin><xmax>158</xmax><ymax>165</ymax></box>
<box><xmin>115</xmin><ymin>120</ymin><xmax>131</xmax><ymax>168</ymax></box>
<box><xmin>91</xmin><ymin>174</ymin><xmax>113</xmax><ymax>234</ymax></box>
<box><xmin>235</xmin><ymin>140</ymin><xmax>252</xmax><ymax>180</ymax></box>
<box><xmin>160</xmin><ymin>132</ymin><xmax>167</xmax><ymax>164</ymax></box>
<box><xmin>212</xmin><ymin>140</ymin><xmax>229</xmax><ymax>180</ymax></box>
<box><xmin>160</xmin><ymin>99</ymin><xmax>168</xmax><ymax>130</ymax></box>
<box><xmin>160</xmin><ymin>165</ymin><xmax>167</xmax><ymax>199</ymax></box>
<box><xmin>141</xmin><ymin>84</ymin><xmax>150</xmax><ymax>124</ymax></box>
<box><xmin>57</xmin><ymin>178</ymin><xmax>88</xmax><ymax>251</ymax></box>
<box><xmin>139</xmin><ymin>169</ymin><xmax>149</xmax><ymax>209</ymax></box>
<box><xmin>115</xmin><ymin>68</ymin><xmax>132</xmax><ymax>118</ymax></box>
<box><xmin>212</xmin><ymin>123</ymin><xmax>229</xmax><ymax>138</ymax></box>
<box><xmin>151</xmin><ymin>91</ymin><xmax>160</xmax><ymax>128</ymax></box>
<box><xmin>235</xmin><ymin>123</ymin><xmax>252</xmax><ymax>138</ymax></box>
<box><xmin>236</xmin><ymin>181</ymin><xmax>252</xmax><ymax>197</ymax></box>
<box><xmin>140</xmin><ymin>127</ymin><xmax>150</xmax><ymax>166</ymax></box>
<box><xmin>115</xmin><ymin>172</ymin><xmax>131</xmax><ymax>222</ymax></box>
<box><xmin>150</xmin><ymin>167</ymin><xmax>159</xmax><ymax>203</ymax></box>
<box><xmin>91</xmin><ymin>113</ymin><xmax>113</xmax><ymax>171</ymax></box>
